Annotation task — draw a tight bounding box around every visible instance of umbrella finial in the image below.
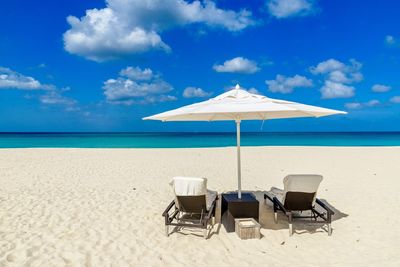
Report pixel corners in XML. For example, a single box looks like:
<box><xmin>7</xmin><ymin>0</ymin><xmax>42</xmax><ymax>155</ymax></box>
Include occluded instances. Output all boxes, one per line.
<box><xmin>235</xmin><ymin>84</ymin><xmax>240</xmax><ymax>90</ymax></box>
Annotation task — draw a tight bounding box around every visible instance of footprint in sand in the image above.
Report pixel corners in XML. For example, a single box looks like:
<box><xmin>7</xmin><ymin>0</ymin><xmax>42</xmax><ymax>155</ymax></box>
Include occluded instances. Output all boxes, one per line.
<box><xmin>6</xmin><ymin>249</ymin><xmax>28</xmax><ymax>263</ymax></box>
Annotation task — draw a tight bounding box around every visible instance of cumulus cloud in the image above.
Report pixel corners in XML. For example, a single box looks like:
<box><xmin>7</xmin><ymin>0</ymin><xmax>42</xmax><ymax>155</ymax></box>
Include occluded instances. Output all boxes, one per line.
<box><xmin>267</xmin><ymin>0</ymin><xmax>316</xmax><ymax>18</ymax></box>
<box><xmin>63</xmin><ymin>0</ymin><xmax>255</xmax><ymax>61</ymax></box>
<box><xmin>266</xmin><ymin>74</ymin><xmax>313</xmax><ymax>94</ymax></box>
<box><xmin>344</xmin><ymin>102</ymin><xmax>362</xmax><ymax>110</ymax></box>
<box><xmin>183</xmin><ymin>87</ymin><xmax>212</xmax><ymax>98</ymax></box>
<box><xmin>310</xmin><ymin>58</ymin><xmax>363</xmax><ymax>83</ymax></box>
<box><xmin>213</xmin><ymin>57</ymin><xmax>260</xmax><ymax>74</ymax></box>
<box><xmin>224</xmin><ymin>85</ymin><xmax>262</xmax><ymax>95</ymax></box>
<box><xmin>364</xmin><ymin>99</ymin><xmax>381</xmax><ymax>107</ymax></box>
<box><xmin>0</xmin><ymin>67</ymin><xmax>81</xmax><ymax>111</ymax></box>
<box><xmin>39</xmin><ymin>89</ymin><xmax>78</xmax><ymax>107</ymax></box>
<box><xmin>320</xmin><ymin>81</ymin><xmax>355</xmax><ymax>99</ymax></box>
<box><xmin>310</xmin><ymin>59</ymin><xmax>344</xmax><ymax>74</ymax></box>
<box><xmin>345</xmin><ymin>99</ymin><xmax>380</xmax><ymax>110</ymax></box>
<box><xmin>310</xmin><ymin>58</ymin><xmax>363</xmax><ymax>99</ymax></box>
<box><xmin>103</xmin><ymin>66</ymin><xmax>176</xmax><ymax>105</ymax></box>
<box><xmin>0</xmin><ymin>67</ymin><xmax>43</xmax><ymax>90</ymax></box>
<box><xmin>247</xmin><ymin>87</ymin><xmax>261</xmax><ymax>94</ymax></box>
<box><xmin>365</xmin><ymin>99</ymin><xmax>380</xmax><ymax>107</ymax></box>
<box><xmin>119</xmin><ymin>66</ymin><xmax>154</xmax><ymax>81</ymax></box>
<box><xmin>390</xmin><ymin>96</ymin><xmax>400</xmax><ymax>103</ymax></box>
<box><xmin>372</xmin><ymin>84</ymin><xmax>391</xmax><ymax>93</ymax></box>
<box><xmin>142</xmin><ymin>94</ymin><xmax>177</xmax><ymax>104</ymax></box>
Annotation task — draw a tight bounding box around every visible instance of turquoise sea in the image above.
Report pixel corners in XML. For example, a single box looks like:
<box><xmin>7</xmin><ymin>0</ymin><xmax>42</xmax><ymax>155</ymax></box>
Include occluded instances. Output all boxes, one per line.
<box><xmin>0</xmin><ymin>132</ymin><xmax>400</xmax><ymax>148</ymax></box>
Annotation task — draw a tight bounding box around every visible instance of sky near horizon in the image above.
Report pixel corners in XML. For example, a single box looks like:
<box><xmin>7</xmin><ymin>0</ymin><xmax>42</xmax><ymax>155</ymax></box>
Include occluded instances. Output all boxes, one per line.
<box><xmin>0</xmin><ymin>0</ymin><xmax>400</xmax><ymax>132</ymax></box>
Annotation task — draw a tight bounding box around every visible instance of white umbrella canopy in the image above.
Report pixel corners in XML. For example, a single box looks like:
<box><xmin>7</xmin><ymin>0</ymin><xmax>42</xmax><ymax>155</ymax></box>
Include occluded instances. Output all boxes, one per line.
<box><xmin>143</xmin><ymin>85</ymin><xmax>346</xmax><ymax>198</ymax></box>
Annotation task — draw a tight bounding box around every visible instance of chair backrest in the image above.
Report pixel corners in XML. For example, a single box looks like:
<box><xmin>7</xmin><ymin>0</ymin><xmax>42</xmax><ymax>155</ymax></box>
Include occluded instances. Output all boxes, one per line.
<box><xmin>176</xmin><ymin>195</ymin><xmax>207</xmax><ymax>213</ymax></box>
<box><xmin>170</xmin><ymin>176</ymin><xmax>208</xmax><ymax>213</ymax></box>
<box><xmin>282</xmin><ymin>174</ymin><xmax>323</xmax><ymax>211</ymax></box>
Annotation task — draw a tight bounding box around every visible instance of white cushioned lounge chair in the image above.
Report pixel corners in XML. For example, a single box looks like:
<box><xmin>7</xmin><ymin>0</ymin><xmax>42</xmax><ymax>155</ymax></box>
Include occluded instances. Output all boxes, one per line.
<box><xmin>163</xmin><ymin>177</ymin><xmax>218</xmax><ymax>239</ymax></box>
<box><xmin>264</xmin><ymin>174</ymin><xmax>334</xmax><ymax>236</ymax></box>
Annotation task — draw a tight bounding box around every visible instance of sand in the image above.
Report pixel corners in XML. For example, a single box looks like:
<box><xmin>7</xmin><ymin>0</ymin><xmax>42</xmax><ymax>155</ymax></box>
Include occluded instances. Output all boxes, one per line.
<box><xmin>0</xmin><ymin>147</ymin><xmax>400</xmax><ymax>266</ymax></box>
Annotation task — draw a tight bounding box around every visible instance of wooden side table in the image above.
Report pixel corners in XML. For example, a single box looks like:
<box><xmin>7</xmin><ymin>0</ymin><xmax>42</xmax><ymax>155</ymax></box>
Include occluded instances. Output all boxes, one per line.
<box><xmin>221</xmin><ymin>193</ymin><xmax>259</xmax><ymax>232</ymax></box>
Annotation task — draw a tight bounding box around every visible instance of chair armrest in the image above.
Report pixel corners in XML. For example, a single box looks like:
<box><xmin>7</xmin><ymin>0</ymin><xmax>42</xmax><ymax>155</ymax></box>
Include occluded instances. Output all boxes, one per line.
<box><xmin>264</xmin><ymin>192</ymin><xmax>275</xmax><ymax>203</ymax></box>
<box><xmin>264</xmin><ymin>192</ymin><xmax>288</xmax><ymax>213</ymax></box>
<box><xmin>162</xmin><ymin>200</ymin><xmax>176</xmax><ymax>217</ymax></box>
<box><xmin>205</xmin><ymin>195</ymin><xmax>218</xmax><ymax>220</ymax></box>
<box><xmin>315</xmin><ymin>198</ymin><xmax>335</xmax><ymax>215</ymax></box>
<box><xmin>273</xmin><ymin>196</ymin><xmax>288</xmax><ymax>213</ymax></box>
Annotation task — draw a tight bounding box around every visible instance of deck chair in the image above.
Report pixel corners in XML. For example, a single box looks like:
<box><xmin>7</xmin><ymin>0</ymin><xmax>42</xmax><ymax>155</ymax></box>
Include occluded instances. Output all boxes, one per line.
<box><xmin>264</xmin><ymin>174</ymin><xmax>334</xmax><ymax>236</ymax></box>
<box><xmin>162</xmin><ymin>176</ymin><xmax>218</xmax><ymax>239</ymax></box>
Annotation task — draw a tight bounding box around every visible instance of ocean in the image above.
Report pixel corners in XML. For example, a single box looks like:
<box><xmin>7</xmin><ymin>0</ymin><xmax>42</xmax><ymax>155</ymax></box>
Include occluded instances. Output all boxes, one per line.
<box><xmin>0</xmin><ymin>132</ymin><xmax>399</xmax><ymax>148</ymax></box>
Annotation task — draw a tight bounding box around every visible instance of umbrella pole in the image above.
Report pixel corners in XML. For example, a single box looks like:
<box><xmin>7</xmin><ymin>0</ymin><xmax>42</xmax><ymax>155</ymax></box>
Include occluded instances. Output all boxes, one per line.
<box><xmin>236</xmin><ymin>120</ymin><xmax>242</xmax><ymax>199</ymax></box>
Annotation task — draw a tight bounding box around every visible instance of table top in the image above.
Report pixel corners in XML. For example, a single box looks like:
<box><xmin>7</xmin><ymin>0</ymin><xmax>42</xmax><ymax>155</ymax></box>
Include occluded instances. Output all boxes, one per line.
<box><xmin>222</xmin><ymin>192</ymin><xmax>258</xmax><ymax>203</ymax></box>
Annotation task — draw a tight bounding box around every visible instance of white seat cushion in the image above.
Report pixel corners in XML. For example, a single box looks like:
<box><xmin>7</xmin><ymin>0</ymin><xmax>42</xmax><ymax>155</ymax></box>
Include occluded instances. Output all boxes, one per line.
<box><xmin>171</xmin><ymin>176</ymin><xmax>207</xmax><ymax>196</ymax></box>
<box><xmin>170</xmin><ymin>176</ymin><xmax>217</xmax><ymax>211</ymax></box>
<box><xmin>283</xmin><ymin>174</ymin><xmax>323</xmax><ymax>204</ymax></box>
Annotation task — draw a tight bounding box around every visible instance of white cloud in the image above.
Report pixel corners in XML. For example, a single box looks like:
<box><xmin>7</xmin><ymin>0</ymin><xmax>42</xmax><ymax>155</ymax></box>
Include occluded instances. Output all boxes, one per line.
<box><xmin>310</xmin><ymin>58</ymin><xmax>363</xmax><ymax>83</ymax></box>
<box><xmin>266</xmin><ymin>74</ymin><xmax>313</xmax><ymax>94</ymax></box>
<box><xmin>247</xmin><ymin>87</ymin><xmax>261</xmax><ymax>94</ymax></box>
<box><xmin>345</xmin><ymin>102</ymin><xmax>362</xmax><ymax>110</ymax></box>
<box><xmin>310</xmin><ymin>58</ymin><xmax>344</xmax><ymax>74</ymax></box>
<box><xmin>0</xmin><ymin>67</ymin><xmax>42</xmax><ymax>90</ymax></box>
<box><xmin>103</xmin><ymin>79</ymin><xmax>173</xmax><ymax>103</ymax></box>
<box><xmin>63</xmin><ymin>0</ymin><xmax>255</xmax><ymax>61</ymax></box>
<box><xmin>267</xmin><ymin>0</ymin><xmax>316</xmax><ymax>18</ymax></box>
<box><xmin>183</xmin><ymin>87</ymin><xmax>212</xmax><ymax>98</ymax></box>
<box><xmin>390</xmin><ymin>96</ymin><xmax>400</xmax><ymax>103</ymax></box>
<box><xmin>365</xmin><ymin>99</ymin><xmax>380</xmax><ymax>107</ymax></box>
<box><xmin>224</xmin><ymin>85</ymin><xmax>262</xmax><ymax>94</ymax></box>
<box><xmin>39</xmin><ymin>90</ymin><xmax>77</xmax><ymax>106</ymax></box>
<box><xmin>385</xmin><ymin>35</ymin><xmax>396</xmax><ymax>45</ymax></box>
<box><xmin>345</xmin><ymin>99</ymin><xmax>380</xmax><ymax>110</ymax></box>
<box><xmin>119</xmin><ymin>66</ymin><xmax>154</xmax><ymax>81</ymax></box>
<box><xmin>64</xmin><ymin>9</ymin><xmax>169</xmax><ymax>62</ymax></box>
<box><xmin>0</xmin><ymin>67</ymin><xmax>81</xmax><ymax>112</ymax></box>
<box><xmin>372</xmin><ymin>84</ymin><xmax>391</xmax><ymax>93</ymax></box>
<box><xmin>213</xmin><ymin>57</ymin><xmax>260</xmax><ymax>74</ymax></box>
<box><xmin>311</xmin><ymin>58</ymin><xmax>363</xmax><ymax>99</ymax></box>
<box><xmin>321</xmin><ymin>81</ymin><xmax>355</xmax><ymax>99</ymax></box>
<box><xmin>103</xmin><ymin>66</ymin><xmax>175</xmax><ymax>105</ymax></box>
<box><xmin>144</xmin><ymin>94</ymin><xmax>177</xmax><ymax>104</ymax></box>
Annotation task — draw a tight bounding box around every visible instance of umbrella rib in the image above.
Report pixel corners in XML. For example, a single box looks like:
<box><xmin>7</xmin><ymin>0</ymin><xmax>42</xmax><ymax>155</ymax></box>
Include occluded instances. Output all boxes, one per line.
<box><xmin>257</xmin><ymin>112</ymin><xmax>265</xmax><ymax>120</ymax></box>
<box><xmin>273</xmin><ymin>104</ymin><xmax>319</xmax><ymax>118</ymax></box>
<box><xmin>208</xmin><ymin>113</ymin><xmax>217</xmax><ymax>121</ymax></box>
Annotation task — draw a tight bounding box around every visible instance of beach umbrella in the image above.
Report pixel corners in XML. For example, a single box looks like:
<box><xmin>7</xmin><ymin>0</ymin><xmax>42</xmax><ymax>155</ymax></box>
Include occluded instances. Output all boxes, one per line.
<box><xmin>143</xmin><ymin>85</ymin><xmax>346</xmax><ymax>198</ymax></box>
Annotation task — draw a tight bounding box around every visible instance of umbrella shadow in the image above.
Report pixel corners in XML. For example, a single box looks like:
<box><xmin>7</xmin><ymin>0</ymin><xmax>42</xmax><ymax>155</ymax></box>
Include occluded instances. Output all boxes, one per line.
<box><xmin>166</xmin><ymin>190</ymin><xmax>348</xmax><ymax>238</ymax></box>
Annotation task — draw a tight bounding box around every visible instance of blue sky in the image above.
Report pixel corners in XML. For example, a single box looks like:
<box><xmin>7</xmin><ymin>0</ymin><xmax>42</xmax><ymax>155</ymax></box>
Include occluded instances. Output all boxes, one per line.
<box><xmin>1</xmin><ymin>0</ymin><xmax>400</xmax><ymax>132</ymax></box>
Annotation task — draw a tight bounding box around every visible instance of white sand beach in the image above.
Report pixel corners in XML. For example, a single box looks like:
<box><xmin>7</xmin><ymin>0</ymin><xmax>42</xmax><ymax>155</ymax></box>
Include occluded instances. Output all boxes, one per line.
<box><xmin>1</xmin><ymin>147</ymin><xmax>400</xmax><ymax>266</ymax></box>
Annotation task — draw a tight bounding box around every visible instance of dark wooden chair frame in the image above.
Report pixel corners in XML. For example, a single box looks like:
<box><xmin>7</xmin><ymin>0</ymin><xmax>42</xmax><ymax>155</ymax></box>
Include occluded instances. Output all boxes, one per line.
<box><xmin>264</xmin><ymin>192</ymin><xmax>334</xmax><ymax>236</ymax></box>
<box><xmin>162</xmin><ymin>195</ymin><xmax>217</xmax><ymax>239</ymax></box>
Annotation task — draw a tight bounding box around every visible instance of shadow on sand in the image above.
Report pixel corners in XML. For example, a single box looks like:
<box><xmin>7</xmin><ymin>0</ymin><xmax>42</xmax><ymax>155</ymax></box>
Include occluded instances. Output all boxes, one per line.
<box><xmin>216</xmin><ymin>190</ymin><xmax>348</xmax><ymax>236</ymax></box>
<box><xmin>254</xmin><ymin>190</ymin><xmax>348</xmax><ymax>235</ymax></box>
<box><xmin>166</xmin><ymin>189</ymin><xmax>348</xmax><ymax>238</ymax></box>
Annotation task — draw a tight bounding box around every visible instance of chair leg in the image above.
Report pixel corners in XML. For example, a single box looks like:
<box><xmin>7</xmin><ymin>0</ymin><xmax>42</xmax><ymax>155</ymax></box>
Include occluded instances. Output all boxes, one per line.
<box><xmin>273</xmin><ymin>203</ymin><xmax>278</xmax><ymax>223</ymax></box>
<box><xmin>288</xmin><ymin>212</ymin><xmax>293</xmax><ymax>236</ymax></box>
<box><xmin>328</xmin><ymin>223</ymin><xmax>332</xmax><ymax>236</ymax></box>
<box><xmin>165</xmin><ymin>225</ymin><xmax>169</xmax><ymax>237</ymax></box>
